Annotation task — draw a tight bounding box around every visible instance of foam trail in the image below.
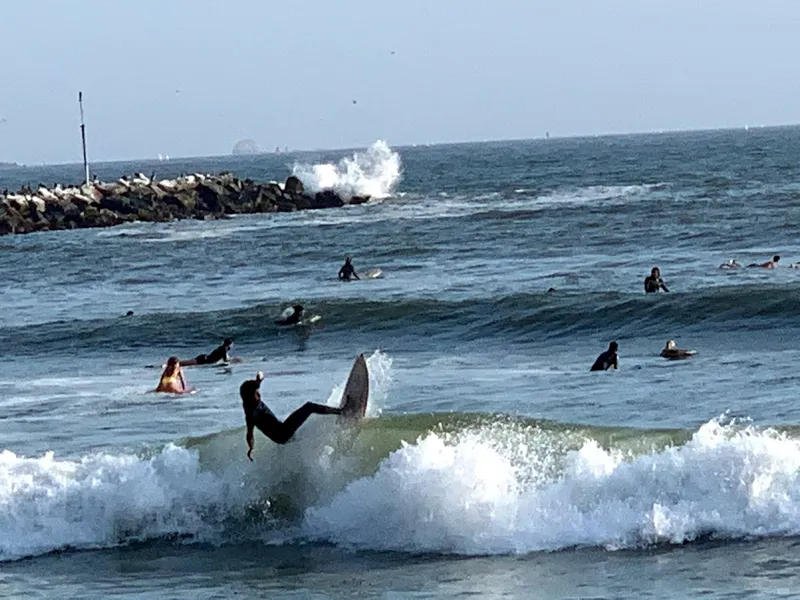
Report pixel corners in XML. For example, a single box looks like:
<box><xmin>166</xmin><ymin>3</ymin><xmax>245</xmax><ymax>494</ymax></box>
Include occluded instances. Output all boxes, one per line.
<box><xmin>292</xmin><ymin>141</ymin><xmax>401</xmax><ymax>199</ymax></box>
<box><xmin>304</xmin><ymin>419</ymin><xmax>800</xmax><ymax>554</ymax></box>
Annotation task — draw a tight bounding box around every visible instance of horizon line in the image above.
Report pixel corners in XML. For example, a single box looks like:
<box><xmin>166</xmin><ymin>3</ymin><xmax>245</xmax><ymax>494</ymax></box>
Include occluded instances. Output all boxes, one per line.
<box><xmin>5</xmin><ymin>122</ymin><xmax>800</xmax><ymax>169</ymax></box>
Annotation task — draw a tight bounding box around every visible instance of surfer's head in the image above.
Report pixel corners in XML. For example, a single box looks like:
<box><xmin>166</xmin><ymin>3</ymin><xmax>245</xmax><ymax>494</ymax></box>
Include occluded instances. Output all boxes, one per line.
<box><xmin>293</xmin><ymin>304</ymin><xmax>304</xmax><ymax>314</ymax></box>
<box><xmin>664</xmin><ymin>339</ymin><xmax>676</xmax><ymax>350</ymax></box>
<box><xmin>650</xmin><ymin>267</ymin><xmax>660</xmax><ymax>278</ymax></box>
<box><xmin>240</xmin><ymin>372</ymin><xmax>264</xmax><ymax>404</ymax></box>
<box><xmin>223</xmin><ymin>338</ymin><xmax>233</xmax><ymax>348</ymax></box>
<box><xmin>345</xmin><ymin>256</ymin><xmax>352</xmax><ymax>264</ymax></box>
<box><xmin>773</xmin><ymin>255</ymin><xmax>781</xmax><ymax>263</ymax></box>
<box><xmin>609</xmin><ymin>341</ymin><xmax>618</xmax><ymax>352</ymax></box>
<box><xmin>165</xmin><ymin>356</ymin><xmax>180</xmax><ymax>374</ymax></box>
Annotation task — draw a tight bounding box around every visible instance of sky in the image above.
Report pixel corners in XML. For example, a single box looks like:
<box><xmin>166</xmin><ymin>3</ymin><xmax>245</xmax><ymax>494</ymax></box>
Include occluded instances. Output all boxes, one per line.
<box><xmin>1</xmin><ymin>0</ymin><xmax>799</xmax><ymax>164</ymax></box>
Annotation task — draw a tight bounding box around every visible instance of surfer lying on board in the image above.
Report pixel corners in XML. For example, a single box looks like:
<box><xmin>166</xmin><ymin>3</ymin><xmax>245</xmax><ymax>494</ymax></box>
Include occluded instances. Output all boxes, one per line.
<box><xmin>274</xmin><ymin>305</ymin><xmax>304</xmax><ymax>326</ymax></box>
<box><xmin>590</xmin><ymin>341</ymin><xmax>619</xmax><ymax>371</ymax></box>
<box><xmin>179</xmin><ymin>338</ymin><xmax>236</xmax><ymax>366</ymax></box>
<box><xmin>240</xmin><ymin>371</ymin><xmax>343</xmax><ymax>457</ymax></box>
<box><xmin>747</xmin><ymin>255</ymin><xmax>780</xmax><ymax>269</ymax></box>
<box><xmin>338</xmin><ymin>256</ymin><xmax>360</xmax><ymax>281</ymax></box>
<box><xmin>155</xmin><ymin>357</ymin><xmax>192</xmax><ymax>393</ymax></box>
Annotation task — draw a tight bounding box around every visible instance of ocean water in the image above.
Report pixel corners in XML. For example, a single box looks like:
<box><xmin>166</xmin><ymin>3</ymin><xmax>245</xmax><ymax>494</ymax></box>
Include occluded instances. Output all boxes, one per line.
<box><xmin>2</xmin><ymin>129</ymin><xmax>800</xmax><ymax>598</ymax></box>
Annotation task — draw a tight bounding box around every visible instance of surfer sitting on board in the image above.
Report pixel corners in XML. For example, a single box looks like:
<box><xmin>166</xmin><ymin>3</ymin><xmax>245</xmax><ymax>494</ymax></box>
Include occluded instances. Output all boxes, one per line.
<box><xmin>644</xmin><ymin>267</ymin><xmax>669</xmax><ymax>293</ymax></box>
<box><xmin>155</xmin><ymin>357</ymin><xmax>192</xmax><ymax>393</ymax></box>
<box><xmin>338</xmin><ymin>256</ymin><xmax>360</xmax><ymax>281</ymax></box>
<box><xmin>179</xmin><ymin>338</ymin><xmax>235</xmax><ymax>366</ymax></box>
<box><xmin>590</xmin><ymin>342</ymin><xmax>619</xmax><ymax>371</ymax></box>
<box><xmin>240</xmin><ymin>371</ymin><xmax>343</xmax><ymax>457</ymax></box>
<box><xmin>274</xmin><ymin>305</ymin><xmax>304</xmax><ymax>326</ymax></box>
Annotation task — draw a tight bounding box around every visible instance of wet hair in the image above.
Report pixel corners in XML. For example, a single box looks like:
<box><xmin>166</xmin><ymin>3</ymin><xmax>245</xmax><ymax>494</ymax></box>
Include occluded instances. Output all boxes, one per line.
<box><xmin>223</xmin><ymin>338</ymin><xmax>234</xmax><ymax>346</ymax></box>
<box><xmin>239</xmin><ymin>373</ymin><xmax>263</xmax><ymax>402</ymax></box>
<box><xmin>651</xmin><ymin>267</ymin><xmax>660</xmax><ymax>276</ymax></box>
<box><xmin>125</xmin><ymin>310</ymin><xmax>134</xmax><ymax>316</ymax></box>
<box><xmin>164</xmin><ymin>356</ymin><xmax>180</xmax><ymax>374</ymax></box>
<box><xmin>345</xmin><ymin>256</ymin><xmax>351</xmax><ymax>263</ymax></box>
<box><xmin>293</xmin><ymin>304</ymin><xmax>304</xmax><ymax>313</ymax></box>
<box><xmin>609</xmin><ymin>341</ymin><xmax>618</xmax><ymax>351</ymax></box>
<box><xmin>773</xmin><ymin>255</ymin><xmax>780</xmax><ymax>262</ymax></box>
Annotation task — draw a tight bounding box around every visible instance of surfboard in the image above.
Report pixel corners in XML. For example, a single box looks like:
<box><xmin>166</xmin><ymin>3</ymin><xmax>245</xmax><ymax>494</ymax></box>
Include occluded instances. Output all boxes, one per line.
<box><xmin>338</xmin><ymin>354</ymin><xmax>369</xmax><ymax>419</ymax></box>
<box><xmin>363</xmin><ymin>268</ymin><xmax>383</xmax><ymax>279</ymax></box>
<box><xmin>300</xmin><ymin>314</ymin><xmax>322</xmax><ymax>326</ymax></box>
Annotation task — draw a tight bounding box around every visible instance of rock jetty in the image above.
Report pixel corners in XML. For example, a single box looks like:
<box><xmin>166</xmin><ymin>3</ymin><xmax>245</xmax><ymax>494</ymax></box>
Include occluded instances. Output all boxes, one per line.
<box><xmin>0</xmin><ymin>173</ymin><xmax>370</xmax><ymax>235</ymax></box>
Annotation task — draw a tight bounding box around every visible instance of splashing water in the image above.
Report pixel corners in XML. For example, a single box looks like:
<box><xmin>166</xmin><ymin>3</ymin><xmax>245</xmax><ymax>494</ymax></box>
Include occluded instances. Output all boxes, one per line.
<box><xmin>304</xmin><ymin>419</ymin><xmax>800</xmax><ymax>554</ymax></box>
<box><xmin>291</xmin><ymin>141</ymin><xmax>401</xmax><ymax>199</ymax></box>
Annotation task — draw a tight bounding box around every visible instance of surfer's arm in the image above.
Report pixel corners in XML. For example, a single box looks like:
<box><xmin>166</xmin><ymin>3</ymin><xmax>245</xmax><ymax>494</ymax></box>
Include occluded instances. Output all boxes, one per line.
<box><xmin>246</xmin><ymin>423</ymin><xmax>255</xmax><ymax>461</ymax></box>
<box><xmin>661</xmin><ymin>281</ymin><xmax>670</xmax><ymax>292</ymax></box>
<box><xmin>179</xmin><ymin>372</ymin><xmax>187</xmax><ymax>390</ymax></box>
<box><xmin>353</xmin><ymin>271</ymin><xmax>360</xmax><ymax>280</ymax></box>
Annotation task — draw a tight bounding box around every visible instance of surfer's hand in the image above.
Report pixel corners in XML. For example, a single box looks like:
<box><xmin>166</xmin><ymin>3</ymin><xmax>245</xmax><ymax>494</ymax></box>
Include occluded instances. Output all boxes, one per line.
<box><xmin>247</xmin><ymin>448</ymin><xmax>253</xmax><ymax>461</ymax></box>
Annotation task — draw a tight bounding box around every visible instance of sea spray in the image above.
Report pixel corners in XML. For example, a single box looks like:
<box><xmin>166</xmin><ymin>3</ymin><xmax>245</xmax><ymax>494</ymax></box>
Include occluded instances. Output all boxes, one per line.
<box><xmin>292</xmin><ymin>141</ymin><xmax>401</xmax><ymax>199</ymax></box>
<box><xmin>303</xmin><ymin>419</ymin><xmax>800</xmax><ymax>554</ymax></box>
<box><xmin>323</xmin><ymin>350</ymin><xmax>393</xmax><ymax>417</ymax></box>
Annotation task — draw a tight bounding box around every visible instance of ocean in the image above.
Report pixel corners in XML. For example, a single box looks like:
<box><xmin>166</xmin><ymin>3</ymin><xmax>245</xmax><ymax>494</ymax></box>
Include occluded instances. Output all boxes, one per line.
<box><xmin>2</xmin><ymin>128</ymin><xmax>800</xmax><ymax>599</ymax></box>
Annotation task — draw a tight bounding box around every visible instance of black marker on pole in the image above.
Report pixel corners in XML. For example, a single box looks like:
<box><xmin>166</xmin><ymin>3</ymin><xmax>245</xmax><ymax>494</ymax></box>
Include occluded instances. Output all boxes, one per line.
<box><xmin>78</xmin><ymin>91</ymin><xmax>89</xmax><ymax>185</ymax></box>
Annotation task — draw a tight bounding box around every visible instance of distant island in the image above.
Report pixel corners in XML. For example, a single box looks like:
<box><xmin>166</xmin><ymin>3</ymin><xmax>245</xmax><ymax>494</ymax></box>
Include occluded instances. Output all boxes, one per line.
<box><xmin>0</xmin><ymin>161</ymin><xmax>22</xmax><ymax>170</ymax></box>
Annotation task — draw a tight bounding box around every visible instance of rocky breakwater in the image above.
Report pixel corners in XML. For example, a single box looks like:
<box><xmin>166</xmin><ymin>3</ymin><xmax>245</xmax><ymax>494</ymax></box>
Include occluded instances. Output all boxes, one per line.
<box><xmin>0</xmin><ymin>173</ymin><xmax>371</xmax><ymax>235</ymax></box>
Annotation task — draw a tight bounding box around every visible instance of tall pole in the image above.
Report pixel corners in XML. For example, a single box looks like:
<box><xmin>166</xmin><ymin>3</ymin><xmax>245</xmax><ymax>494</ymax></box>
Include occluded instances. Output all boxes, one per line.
<box><xmin>78</xmin><ymin>91</ymin><xmax>89</xmax><ymax>185</ymax></box>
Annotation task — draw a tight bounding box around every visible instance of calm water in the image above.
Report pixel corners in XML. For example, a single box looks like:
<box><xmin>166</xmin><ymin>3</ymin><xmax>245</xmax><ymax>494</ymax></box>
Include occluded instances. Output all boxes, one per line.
<box><xmin>3</xmin><ymin>129</ymin><xmax>800</xmax><ymax>599</ymax></box>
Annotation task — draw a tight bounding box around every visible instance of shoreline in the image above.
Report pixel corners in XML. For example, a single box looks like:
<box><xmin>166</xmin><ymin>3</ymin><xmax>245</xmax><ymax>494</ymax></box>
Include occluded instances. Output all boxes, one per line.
<box><xmin>0</xmin><ymin>173</ymin><xmax>369</xmax><ymax>236</ymax></box>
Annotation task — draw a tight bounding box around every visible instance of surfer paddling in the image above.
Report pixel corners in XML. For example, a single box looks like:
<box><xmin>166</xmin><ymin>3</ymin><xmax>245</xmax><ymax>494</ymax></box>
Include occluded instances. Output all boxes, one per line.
<box><xmin>590</xmin><ymin>342</ymin><xmax>619</xmax><ymax>371</ymax></box>
<box><xmin>644</xmin><ymin>267</ymin><xmax>669</xmax><ymax>293</ymax></box>
<box><xmin>338</xmin><ymin>256</ymin><xmax>360</xmax><ymax>281</ymax></box>
<box><xmin>155</xmin><ymin>357</ymin><xmax>193</xmax><ymax>393</ymax></box>
<box><xmin>274</xmin><ymin>305</ymin><xmax>304</xmax><ymax>326</ymax></box>
<box><xmin>747</xmin><ymin>255</ymin><xmax>780</xmax><ymax>269</ymax></box>
<box><xmin>660</xmin><ymin>339</ymin><xmax>697</xmax><ymax>360</ymax></box>
<box><xmin>240</xmin><ymin>371</ymin><xmax>343</xmax><ymax>458</ymax></box>
<box><xmin>179</xmin><ymin>338</ymin><xmax>238</xmax><ymax>366</ymax></box>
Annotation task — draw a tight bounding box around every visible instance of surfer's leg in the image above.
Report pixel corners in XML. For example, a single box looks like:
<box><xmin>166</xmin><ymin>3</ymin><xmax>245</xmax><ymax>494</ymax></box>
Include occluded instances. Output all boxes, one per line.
<box><xmin>278</xmin><ymin>402</ymin><xmax>343</xmax><ymax>442</ymax></box>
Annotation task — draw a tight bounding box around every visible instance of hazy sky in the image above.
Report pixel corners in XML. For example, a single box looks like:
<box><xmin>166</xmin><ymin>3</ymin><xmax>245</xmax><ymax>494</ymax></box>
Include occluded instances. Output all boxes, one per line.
<box><xmin>1</xmin><ymin>0</ymin><xmax>799</xmax><ymax>164</ymax></box>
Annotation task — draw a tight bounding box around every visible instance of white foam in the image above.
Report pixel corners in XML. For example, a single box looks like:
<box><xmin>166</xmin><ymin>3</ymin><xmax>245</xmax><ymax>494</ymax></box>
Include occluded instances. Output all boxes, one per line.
<box><xmin>304</xmin><ymin>419</ymin><xmax>800</xmax><ymax>554</ymax></box>
<box><xmin>0</xmin><ymin>445</ymin><xmax>227</xmax><ymax>561</ymax></box>
<box><xmin>291</xmin><ymin>141</ymin><xmax>401</xmax><ymax>199</ymax></box>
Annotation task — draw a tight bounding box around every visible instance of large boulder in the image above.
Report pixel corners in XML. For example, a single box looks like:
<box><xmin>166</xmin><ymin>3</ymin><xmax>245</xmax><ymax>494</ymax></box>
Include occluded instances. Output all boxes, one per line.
<box><xmin>284</xmin><ymin>175</ymin><xmax>304</xmax><ymax>195</ymax></box>
<box><xmin>313</xmin><ymin>190</ymin><xmax>345</xmax><ymax>209</ymax></box>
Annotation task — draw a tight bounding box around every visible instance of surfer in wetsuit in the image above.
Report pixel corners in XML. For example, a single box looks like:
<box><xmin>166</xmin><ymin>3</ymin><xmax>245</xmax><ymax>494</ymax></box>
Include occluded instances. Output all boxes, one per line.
<box><xmin>240</xmin><ymin>371</ymin><xmax>343</xmax><ymax>458</ymax></box>
<box><xmin>180</xmin><ymin>338</ymin><xmax>234</xmax><ymax>366</ymax></box>
<box><xmin>644</xmin><ymin>267</ymin><xmax>669</xmax><ymax>293</ymax></box>
<box><xmin>338</xmin><ymin>256</ymin><xmax>360</xmax><ymax>281</ymax></box>
<box><xmin>274</xmin><ymin>305</ymin><xmax>304</xmax><ymax>326</ymax></box>
<box><xmin>748</xmin><ymin>255</ymin><xmax>780</xmax><ymax>269</ymax></box>
<box><xmin>590</xmin><ymin>342</ymin><xmax>619</xmax><ymax>371</ymax></box>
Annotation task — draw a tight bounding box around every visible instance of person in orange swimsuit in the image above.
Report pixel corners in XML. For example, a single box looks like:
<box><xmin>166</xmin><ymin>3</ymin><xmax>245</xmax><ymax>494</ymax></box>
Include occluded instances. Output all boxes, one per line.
<box><xmin>155</xmin><ymin>357</ymin><xmax>192</xmax><ymax>393</ymax></box>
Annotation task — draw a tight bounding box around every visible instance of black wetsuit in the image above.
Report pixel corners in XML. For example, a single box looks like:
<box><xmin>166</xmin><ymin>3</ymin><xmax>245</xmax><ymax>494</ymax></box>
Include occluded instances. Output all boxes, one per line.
<box><xmin>240</xmin><ymin>379</ymin><xmax>340</xmax><ymax>444</ymax></box>
<box><xmin>274</xmin><ymin>306</ymin><xmax>303</xmax><ymax>326</ymax></box>
<box><xmin>644</xmin><ymin>276</ymin><xmax>669</xmax><ymax>293</ymax></box>
<box><xmin>338</xmin><ymin>262</ymin><xmax>358</xmax><ymax>281</ymax></box>
<box><xmin>590</xmin><ymin>349</ymin><xmax>618</xmax><ymax>371</ymax></box>
<box><xmin>195</xmin><ymin>344</ymin><xmax>229</xmax><ymax>365</ymax></box>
